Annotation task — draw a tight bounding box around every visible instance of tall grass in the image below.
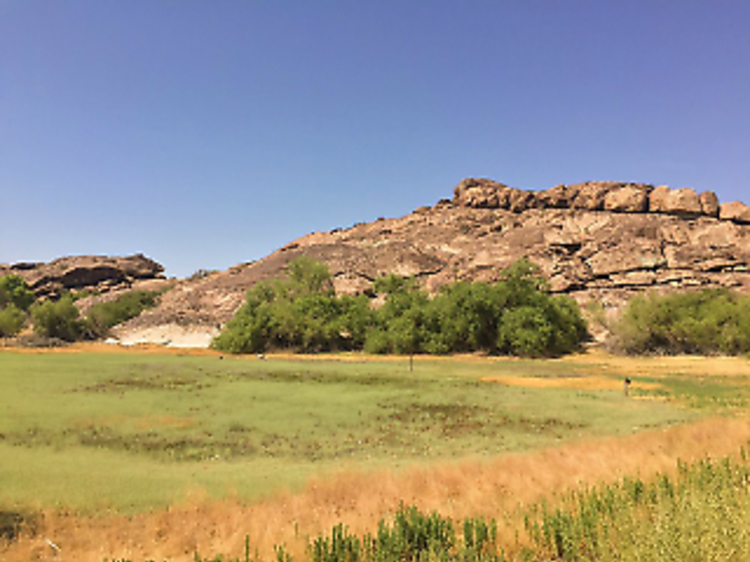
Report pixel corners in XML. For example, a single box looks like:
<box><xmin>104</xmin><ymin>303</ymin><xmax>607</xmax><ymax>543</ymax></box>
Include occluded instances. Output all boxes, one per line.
<box><xmin>104</xmin><ymin>452</ymin><xmax>750</xmax><ymax>562</ymax></box>
<box><xmin>6</xmin><ymin>417</ymin><xmax>750</xmax><ymax>562</ymax></box>
<box><xmin>93</xmin><ymin>451</ymin><xmax>750</xmax><ymax>562</ymax></box>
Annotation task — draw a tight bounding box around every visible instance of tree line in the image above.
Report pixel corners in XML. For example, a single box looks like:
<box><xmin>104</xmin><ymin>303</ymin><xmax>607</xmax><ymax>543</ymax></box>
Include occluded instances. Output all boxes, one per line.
<box><xmin>211</xmin><ymin>257</ymin><xmax>589</xmax><ymax>357</ymax></box>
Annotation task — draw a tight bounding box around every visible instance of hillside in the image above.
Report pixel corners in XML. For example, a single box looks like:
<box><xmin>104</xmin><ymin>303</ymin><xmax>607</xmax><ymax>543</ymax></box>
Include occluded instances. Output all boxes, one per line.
<box><xmin>109</xmin><ymin>178</ymin><xmax>750</xmax><ymax>346</ymax></box>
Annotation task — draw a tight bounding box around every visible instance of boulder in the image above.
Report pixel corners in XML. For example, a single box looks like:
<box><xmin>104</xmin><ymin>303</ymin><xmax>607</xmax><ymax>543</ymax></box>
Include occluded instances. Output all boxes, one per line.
<box><xmin>453</xmin><ymin>178</ymin><xmax>508</xmax><ymax>209</ymax></box>
<box><xmin>720</xmin><ymin>201</ymin><xmax>750</xmax><ymax>224</ymax></box>
<box><xmin>570</xmin><ymin>181</ymin><xmax>621</xmax><ymax>210</ymax></box>
<box><xmin>604</xmin><ymin>185</ymin><xmax>651</xmax><ymax>213</ymax></box>
<box><xmin>649</xmin><ymin>186</ymin><xmax>703</xmax><ymax>217</ymax></box>
<box><xmin>507</xmin><ymin>188</ymin><xmax>536</xmax><ymax>212</ymax></box>
<box><xmin>699</xmin><ymin>191</ymin><xmax>720</xmax><ymax>217</ymax></box>
<box><xmin>537</xmin><ymin>184</ymin><xmax>574</xmax><ymax>208</ymax></box>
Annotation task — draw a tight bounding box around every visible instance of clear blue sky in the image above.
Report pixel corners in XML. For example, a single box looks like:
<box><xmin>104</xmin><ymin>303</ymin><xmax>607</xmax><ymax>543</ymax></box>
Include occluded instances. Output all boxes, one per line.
<box><xmin>2</xmin><ymin>1</ymin><xmax>748</xmax><ymax>278</ymax></box>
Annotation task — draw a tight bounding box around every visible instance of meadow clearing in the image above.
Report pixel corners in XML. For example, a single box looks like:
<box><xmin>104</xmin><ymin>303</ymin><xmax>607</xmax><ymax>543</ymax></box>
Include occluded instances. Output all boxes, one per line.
<box><xmin>2</xmin><ymin>345</ymin><xmax>750</xmax><ymax>560</ymax></box>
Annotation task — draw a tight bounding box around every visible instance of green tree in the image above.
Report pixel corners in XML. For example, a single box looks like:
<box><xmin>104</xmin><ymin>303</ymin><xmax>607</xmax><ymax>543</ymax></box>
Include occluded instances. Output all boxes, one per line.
<box><xmin>0</xmin><ymin>305</ymin><xmax>25</xmax><ymax>337</ymax></box>
<box><xmin>214</xmin><ymin>258</ymin><xmax>589</xmax><ymax>358</ymax></box>
<box><xmin>613</xmin><ymin>289</ymin><xmax>750</xmax><ymax>355</ymax></box>
<box><xmin>286</xmin><ymin>256</ymin><xmax>335</xmax><ymax>298</ymax></box>
<box><xmin>31</xmin><ymin>296</ymin><xmax>86</xmax><ymax>342</ymax></box>
<box><xmin>0</xmin><ymin>274</ymin><xmax>35</xmax><ymax>311</ymax></box>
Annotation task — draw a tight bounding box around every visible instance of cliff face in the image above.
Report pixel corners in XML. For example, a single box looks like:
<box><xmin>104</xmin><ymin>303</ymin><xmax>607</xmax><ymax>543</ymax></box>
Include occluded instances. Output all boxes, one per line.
<box><xmin>113</xmin><ymin>179</ymin><xmax>750</xmax><ymax>345</ymax></box>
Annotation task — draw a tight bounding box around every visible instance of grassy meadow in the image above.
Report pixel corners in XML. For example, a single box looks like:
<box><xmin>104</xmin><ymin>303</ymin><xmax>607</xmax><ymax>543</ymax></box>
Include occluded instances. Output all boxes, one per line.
<box><xmin>2</xmin><ymin>346</ymin><xmax>750</xmax><ymax>560</ymax></box>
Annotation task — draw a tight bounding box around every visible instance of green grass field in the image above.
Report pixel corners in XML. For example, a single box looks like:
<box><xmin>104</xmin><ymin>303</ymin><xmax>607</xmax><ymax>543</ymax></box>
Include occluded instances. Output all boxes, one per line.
<box><xmin>0</xmin><ymin>348</ymin><xmax>706</xmax><ymax>514</ymax></box>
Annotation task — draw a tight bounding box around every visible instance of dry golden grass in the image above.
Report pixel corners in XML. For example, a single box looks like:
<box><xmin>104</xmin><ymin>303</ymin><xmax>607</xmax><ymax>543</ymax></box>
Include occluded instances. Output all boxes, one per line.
<box><xmin>5</xmin><ymin>415</ymin><xmax>750</xmax><ymax>562</ymax></box>
<box><xmin>480</xmin><ymin>373</ymin><xmax>662</xmax><ymax>392</ymax></box>
<box><xmin>561</xmin><ymin>348</ymin><xmax>750</xmax><ymax>379</ymax></box>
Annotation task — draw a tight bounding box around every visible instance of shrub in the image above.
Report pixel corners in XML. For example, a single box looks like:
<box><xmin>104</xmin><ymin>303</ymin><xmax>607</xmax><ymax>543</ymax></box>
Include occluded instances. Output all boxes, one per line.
<box><xmin>0</xmin><ymin>305</ymin><xmax>25</xmax><ymax>337</ymax></box>
<box><xmin>0</xmin><ymin>274</ymin><xmax>35</xmax><ymax>311</ymax></box>
<box><xmin>613</xmin><ymin>289</ymin><xmax>750</xmax><ymax>355</ymax></box>
<box><xmin>31</xmin><ymin>296</ymin><xmax>86</xmax><ymax>342</ymax></box>
<box><xmin>85</xmin><ymin>290</ymin><xmax>161</xmax><ymax>338</ymax></box>
<box><xmin>214</xmin><ymin>257</ymin><xmax>589</xmax><ymax>357</ymax></box>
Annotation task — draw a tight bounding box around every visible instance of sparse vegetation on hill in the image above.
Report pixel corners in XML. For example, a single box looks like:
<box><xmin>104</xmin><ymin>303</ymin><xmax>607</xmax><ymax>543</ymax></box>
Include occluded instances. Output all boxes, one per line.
<box><xmin>85</xmin><ymin>290</ymin><xmax>163</xmax><ymax>338</ymax></box>
<box><xmin>212</xmin><ymin>258</ymin><xmax>588</xmax><ymax>357</ymax></box>
<box><xmin>612</xmin><ymin>288</ymin><xmax>750</xmax><ymax>356</ymax></box>
<box><xmin>27</xmin><ymin>289</ymin><xmax>164</xmax><ymax>342</ymax></box>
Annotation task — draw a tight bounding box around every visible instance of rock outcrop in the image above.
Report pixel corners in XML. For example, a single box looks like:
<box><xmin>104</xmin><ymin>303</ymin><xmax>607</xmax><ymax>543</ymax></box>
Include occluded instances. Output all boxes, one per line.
<box><xmin>114</xmin><ymin>179</ymin><xmax>750</xmax><ymax>346</ymax></box>
<box><xmin>0</xmin><ymin>254</ymin><xmax>166</xmax><ymax>299</ymax></box>
<box><xmin>721</xmin><ymin>201</ymin><xmax>750</xmax><ymax>224</ymax></box>
<box><xmin>451</xmin><ymin>178</ymin><xmax>742</xmax><ymax>221</ymax></box>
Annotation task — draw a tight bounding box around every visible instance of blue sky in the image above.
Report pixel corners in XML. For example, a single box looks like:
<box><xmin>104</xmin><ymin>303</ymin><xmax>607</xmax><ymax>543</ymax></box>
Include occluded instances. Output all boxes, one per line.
<box><xmin>1</xmin><ymin>1</ymin><xmax>748</xmax><ymax>278</ymax></box>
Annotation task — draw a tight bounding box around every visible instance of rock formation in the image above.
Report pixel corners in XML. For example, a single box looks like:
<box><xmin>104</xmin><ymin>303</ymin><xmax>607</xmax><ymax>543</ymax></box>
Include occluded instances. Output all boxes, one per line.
<box><xmin>0</xmin><ymin>254</ymin><xmax>166</xmax><ymax>299</ymax></box>
<box><xmin>113</xmin><ymin>179</ymin><xmax>750</xmax><ymax>346</ymax></box>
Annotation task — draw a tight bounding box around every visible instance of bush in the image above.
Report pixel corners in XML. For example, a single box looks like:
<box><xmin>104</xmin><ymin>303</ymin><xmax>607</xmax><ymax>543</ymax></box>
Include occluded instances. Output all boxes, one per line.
<box><xmin>0</xmin><ymin>305</ymin><xmax>25</xmax><ymax>337</ymax></box>
<box><xmin>85</xmin><ymin>290</ymin><xmax>161</xmax><ymax>338</ymax></box>
<box><xmin>613</xmin><ymin>289</ymin><xmax>750</xmax><ymax>355</ymax></box>
<box><xmin>0</xmin><ymin>274</ymin><xmax>35</xmax><ymax>311</ymax></box>
<box><xmin>31</xmin><ymin>296</ymin><xmax>86</xmax><ymax>342</ymax></box>
<box><xmin>214</xmin><ymin>257</ymin><xmax>589</xmax><ymax>357</ymax></box>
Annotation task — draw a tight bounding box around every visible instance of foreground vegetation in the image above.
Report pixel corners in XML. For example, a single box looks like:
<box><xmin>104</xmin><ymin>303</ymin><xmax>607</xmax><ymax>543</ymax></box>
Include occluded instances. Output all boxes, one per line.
<box><xmin>101</xmin><ymin>453</ymin><xmax>750</xmax><ymax>562</ymax></box>
<box><xmin>3</xmin><ymin>349</ymin><xmax>750</xmax><ymax>561</ymax></box>
<box><xmin>213</xmin><ymin>258</ymin><xmax>587</xmax><ymax>358</ymax></box>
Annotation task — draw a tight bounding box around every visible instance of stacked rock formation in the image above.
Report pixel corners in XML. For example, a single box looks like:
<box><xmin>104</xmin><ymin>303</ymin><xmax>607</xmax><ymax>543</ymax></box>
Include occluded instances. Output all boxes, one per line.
<box><xmin>452</xmin><ymin>178</ymin><xmax>748</xmax><ymax>222</ymax></box>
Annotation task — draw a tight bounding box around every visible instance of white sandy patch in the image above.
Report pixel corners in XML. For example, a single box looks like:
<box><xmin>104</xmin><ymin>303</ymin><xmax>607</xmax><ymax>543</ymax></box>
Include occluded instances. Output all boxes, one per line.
<box><xmin>109</xmin><ymin>324</ymin><xmax>220</xmax><ymax>348</ymax></box>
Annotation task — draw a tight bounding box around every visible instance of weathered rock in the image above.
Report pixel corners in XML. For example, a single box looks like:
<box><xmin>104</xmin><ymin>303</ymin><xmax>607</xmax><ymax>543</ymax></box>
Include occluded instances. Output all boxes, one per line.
<box><xmin>699</xmin><ymin>191</ymin><xmax>720</xmax><ymax>217</ymax></box>
<box><xmin>570</xmin><ymin>181</ymin><xmax>621</xmax><ymax>210</ymax></box>
<box><xmin>507</xmin><ymin>188</ymin><xmax>536</xmax><ymax>212</ymax></box>
<box><xmin>649</xmin><ymin>186</ymin><xmax>704</xmax><ymax>217</ymax></box>
<box><xmin>537</xmin><ymin>184</ymin><xmax>575</xmax><ymax>208</ymax></box>
<box><xmin>603</xmin><ymin>185</ymin><xmax>651</xmax><ymax>213</ymax></box>
<box><xmin>453</xmin><ymin>178</ymin><xmax>508</xmax><ymax>209</ymax></box>
<box><xmin>587</xmin><ymin>240</ymin><xmax>666</xmax><ymax>277</ymax></box>
<box><xmin>0</xmin><ymin>254</ymin><xmax>164</xmax><ymax>298</ymax></box>
<box><xmin>721</xmin><ymin>201</ymin><xmax>750</xmax><ymax>224</ymax></box>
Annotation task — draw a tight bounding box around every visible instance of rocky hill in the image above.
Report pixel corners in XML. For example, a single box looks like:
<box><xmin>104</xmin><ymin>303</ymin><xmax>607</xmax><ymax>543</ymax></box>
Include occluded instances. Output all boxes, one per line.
<box><xmin>111</xmin><ymin>179</ymin><xmax>750</xmax><ymax>346</ymax></box>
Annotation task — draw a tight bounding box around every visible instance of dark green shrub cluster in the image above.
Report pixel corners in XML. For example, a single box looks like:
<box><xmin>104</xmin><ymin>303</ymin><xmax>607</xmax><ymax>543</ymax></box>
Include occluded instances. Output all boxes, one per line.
<box><xmin>613</xmin><ymin>288</ymin><xmax>750</xmax><ymax>355</ymax></box>
<box><xmin>308</xmin><ymin>505</ymin><xmax>494</xmax><ymax>562</ymax></box>
<box><xmin>0</xmin><ymin>275</ymin><xmax>34</xmax><ymax>337</ymax></box>
<box><xmin>212</xmin><ymin>257</ymin><xmax>374</xmax><ymax>354</ymax></box>
<box><xmin>213</xmin><ymin>258</ymin><xmax>587</xmax><ymax>357</ymax></box>
<box><xmin>85</xmin><ymin>290</ymin><xmax>161</xmax><ymax>338</ymax></box>
<box><xmin>31</xmin><ymin>295</ymin><xmax>87</xmax><ymax>341</ymax></box>
<box><xmin>188</xmin><ymin>505</ymin><xmax>496</xmax><ymax>562</ymax></box>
